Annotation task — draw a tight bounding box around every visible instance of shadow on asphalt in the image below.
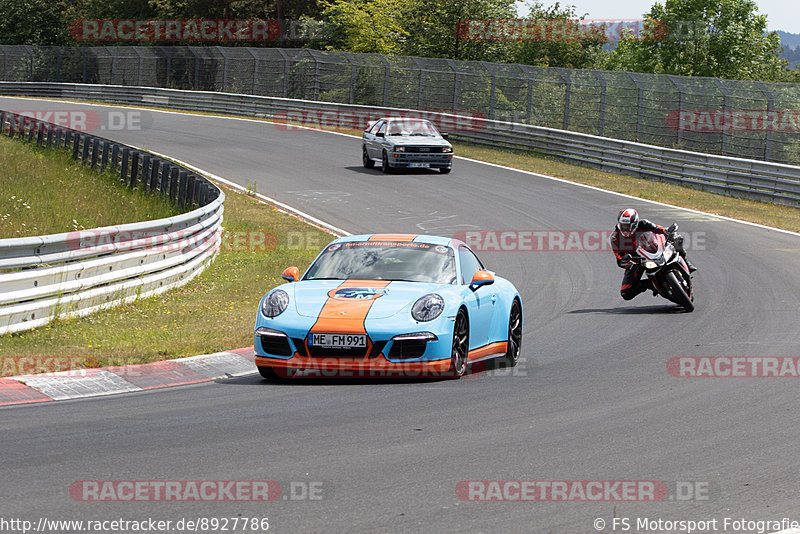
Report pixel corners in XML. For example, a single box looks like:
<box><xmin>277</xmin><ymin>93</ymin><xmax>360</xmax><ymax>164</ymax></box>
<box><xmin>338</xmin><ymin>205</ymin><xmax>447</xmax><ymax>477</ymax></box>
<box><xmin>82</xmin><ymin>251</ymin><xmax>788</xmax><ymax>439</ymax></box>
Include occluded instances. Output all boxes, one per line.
<box><xmin>344</xmin><ymin>166</ymin><xmax>443</xmax><ymax>176</ymax></box>
<box><xmin>568</xmin><ymin>304</ymin><xmax>686</xmax><ymax>314</ymax></box>
<box><xmin>215</xmin><ymin>359</ymin><xmax>513</xmax><ymax>386</ymax></box>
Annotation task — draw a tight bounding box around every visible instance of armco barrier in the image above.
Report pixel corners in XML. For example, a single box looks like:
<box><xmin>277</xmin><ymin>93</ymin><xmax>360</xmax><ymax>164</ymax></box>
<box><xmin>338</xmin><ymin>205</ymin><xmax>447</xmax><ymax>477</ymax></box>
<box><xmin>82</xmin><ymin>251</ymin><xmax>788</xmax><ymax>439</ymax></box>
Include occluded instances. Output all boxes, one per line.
<box><xmin>1</xmin><ymin>82</ymin><xmax>797</xmax><ymax>207</ymax></box>
<box><xmin>0</xmin><ymin>108</ymin><xmax>225</xmax><ymax>335</ymax></box>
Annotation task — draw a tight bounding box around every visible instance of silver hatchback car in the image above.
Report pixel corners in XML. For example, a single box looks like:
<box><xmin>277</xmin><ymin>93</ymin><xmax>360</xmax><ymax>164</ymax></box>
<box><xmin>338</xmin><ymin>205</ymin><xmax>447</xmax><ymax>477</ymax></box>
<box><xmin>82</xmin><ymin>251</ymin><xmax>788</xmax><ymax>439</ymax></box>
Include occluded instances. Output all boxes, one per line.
<box><xmin>362</xmin><ymin>118</ymin><xmax>454</xmax><ymax>174</ymax></box>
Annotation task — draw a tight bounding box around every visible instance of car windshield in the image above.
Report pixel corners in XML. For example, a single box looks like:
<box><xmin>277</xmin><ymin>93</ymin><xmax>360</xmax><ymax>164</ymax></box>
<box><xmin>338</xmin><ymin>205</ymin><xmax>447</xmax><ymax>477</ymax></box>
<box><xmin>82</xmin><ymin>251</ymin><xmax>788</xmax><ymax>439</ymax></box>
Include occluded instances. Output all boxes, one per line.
<box><xmin>304</xmin><ymin>241</ymin><xmax>457</xmax><ymax>284</ymax></box>
<box><xmin>386</xmin><ymin>119</ymin><xmax>440</xmax><ymax>137</ymax></box>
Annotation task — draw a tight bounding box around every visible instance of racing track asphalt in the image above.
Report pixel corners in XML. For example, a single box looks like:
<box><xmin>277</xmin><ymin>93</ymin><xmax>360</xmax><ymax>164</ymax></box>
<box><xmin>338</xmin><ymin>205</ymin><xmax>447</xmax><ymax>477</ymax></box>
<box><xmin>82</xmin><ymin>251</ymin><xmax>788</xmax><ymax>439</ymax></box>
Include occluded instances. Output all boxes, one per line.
<box><xmin>2</xmin><ymin>97</ymin><xmax>800</xmax><ymax>533</ymax></box>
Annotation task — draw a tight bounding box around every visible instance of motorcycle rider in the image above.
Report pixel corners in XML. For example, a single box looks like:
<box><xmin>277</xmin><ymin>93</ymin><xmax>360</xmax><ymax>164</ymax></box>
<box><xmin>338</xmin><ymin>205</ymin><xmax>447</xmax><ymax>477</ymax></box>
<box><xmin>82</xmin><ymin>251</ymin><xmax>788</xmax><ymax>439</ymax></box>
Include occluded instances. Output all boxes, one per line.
<box><xmin>611</xmin><ymin>208</ymin><xmax>696</xmax><ymax>300</ymax></box>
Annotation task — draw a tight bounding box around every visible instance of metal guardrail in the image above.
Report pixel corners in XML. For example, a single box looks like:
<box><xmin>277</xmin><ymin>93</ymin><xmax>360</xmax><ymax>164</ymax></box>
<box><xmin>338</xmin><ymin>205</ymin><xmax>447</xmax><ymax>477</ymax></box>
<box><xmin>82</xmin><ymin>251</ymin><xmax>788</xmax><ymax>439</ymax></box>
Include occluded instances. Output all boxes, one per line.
<box><xmin>2</xmin><ymin>45</ymin><xmax>800</xmax><ymax>166</ymax></box>
<box><xmin>0</xmin><ymin>107</ymin><xmax>225</xmax><ymax>335</ymax></box>
<box><xmin>1</xmin><ymin>81</ymin><xmax>798</xmax><ymax>207</ymax></box>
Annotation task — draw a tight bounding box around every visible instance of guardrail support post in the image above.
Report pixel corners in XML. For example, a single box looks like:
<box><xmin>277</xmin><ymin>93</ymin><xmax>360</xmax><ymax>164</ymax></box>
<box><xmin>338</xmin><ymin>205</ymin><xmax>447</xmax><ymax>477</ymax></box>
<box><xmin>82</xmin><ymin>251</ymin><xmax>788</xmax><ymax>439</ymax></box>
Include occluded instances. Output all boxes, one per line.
<box><xmin>120</xmin><ymin>147</ymin><xmax>130</xmax><ymax>183</ymax></box>
<box><xmin>712</xmin><ymin>79</ymin><xmax>731</xmax><ymax>156</ymax></box>
<box><xmin>90</xmin><ymin>138</ymin><xmax>100</xmax><ymax>168</ymax></box>
<box><xmin>129</xmin><ymin>151</ymin><xmax>140</xmax><ymax>188</ymax></box>
<box><xmin>100</xmin><ymin>141</ymin><xmax>110</xmax><ymax>171</ymax></box>
<box><xmin>178</xmin><ymin>171</ymin><xmax>188</xmax><ymax>209</ymax></box>
<box><xmin>72</xmin><ymin>134</ymin><xmax>81</xmax><ymax>159</ymax></box>
<box><xmin>81</xmin><ymin>134</ymin><xmax>90</xmax><ymax>163</ymax></box>
<box><xmin>140</xmin><ymin>154</ymin><xmax>151</xmax><ymax>190</ymax></box>
<box><xmin>149</xmin><ymin>157</ymin><xmax>160</xmax><ymax>192</ymax></box>
<box><xmin>111</xmin><ymin>144</ymin><xmax>120</xmax><ymax>169</ymax></box>
<box><xmin>169</xmin><ymin>167</ymin><xmax>179</xmax><ymax>201</ymax></box>
<box><xmin>160</xmin><ymin>161</ymin><xmax>171</xmax><ymax>198</ymax></box>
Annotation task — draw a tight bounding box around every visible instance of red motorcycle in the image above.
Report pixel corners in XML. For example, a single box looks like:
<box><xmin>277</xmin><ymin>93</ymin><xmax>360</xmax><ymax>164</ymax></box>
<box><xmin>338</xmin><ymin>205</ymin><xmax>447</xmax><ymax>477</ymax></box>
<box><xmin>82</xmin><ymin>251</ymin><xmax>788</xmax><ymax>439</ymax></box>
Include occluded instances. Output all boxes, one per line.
<box><xmin>626</xmin><ymin>224</ymin><xmax>695</xmax><ymax>312</ymax></box>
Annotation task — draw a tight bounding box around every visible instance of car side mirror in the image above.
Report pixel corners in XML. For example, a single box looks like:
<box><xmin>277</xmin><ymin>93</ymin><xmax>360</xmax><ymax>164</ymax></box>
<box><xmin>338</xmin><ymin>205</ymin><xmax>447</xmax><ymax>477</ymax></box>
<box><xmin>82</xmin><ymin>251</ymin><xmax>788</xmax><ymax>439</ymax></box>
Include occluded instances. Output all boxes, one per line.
<box><xmin>469</xmin><ymin>270</ymin><xmax>494</xmax><ymax>291</ymax></box>
<box><xmin>282</xmin><ymin>266</ymin><xmax>299</xmax><ymax>282</ymax></box>
<box><xmin>376</xmin><ymin>132</ymin><xmax>385</xmax><ymax>138</ymax></box>
<box><xmin>440</xmin><ymin>132</ymin><xmax>449</xmax><ymax>140</ymax></box>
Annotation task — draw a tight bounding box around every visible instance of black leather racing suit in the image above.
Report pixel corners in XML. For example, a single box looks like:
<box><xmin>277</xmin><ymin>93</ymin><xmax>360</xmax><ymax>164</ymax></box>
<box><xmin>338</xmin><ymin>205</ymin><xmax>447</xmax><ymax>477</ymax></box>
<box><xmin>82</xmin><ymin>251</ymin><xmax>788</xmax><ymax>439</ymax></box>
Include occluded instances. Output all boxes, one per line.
<box><xmin>610</xmin><ymin>219</ymin><xmax>667</xmax><ymax>300</ymax></box>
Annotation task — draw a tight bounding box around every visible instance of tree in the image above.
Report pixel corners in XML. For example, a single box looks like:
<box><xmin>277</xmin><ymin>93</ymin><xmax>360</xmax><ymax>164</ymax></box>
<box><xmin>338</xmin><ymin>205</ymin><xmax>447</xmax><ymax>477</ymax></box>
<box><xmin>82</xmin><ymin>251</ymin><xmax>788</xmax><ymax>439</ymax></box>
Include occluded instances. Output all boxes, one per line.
<box><xmin>0</xmin><ymin>0</ymin><xmax>73</xmax><ymax>45</ymax></box>
<box><xmin>606</xmin><ymin>0</ymin><xmax>793</xmax><ymax>81</ymax></box>
<box><xmin>318</xmin><ymin>0</ymin><xmax>411</xmax><ymax>54</ymax></box>
<box><xmin>510</xmin><ymin>1</ymin><xmax>607</xmax><ymax>69</ymax></box>
<box><xmin>400</xmin><ymin>0</ymin><xmax>517</xmax><ymax>61</ymax></box>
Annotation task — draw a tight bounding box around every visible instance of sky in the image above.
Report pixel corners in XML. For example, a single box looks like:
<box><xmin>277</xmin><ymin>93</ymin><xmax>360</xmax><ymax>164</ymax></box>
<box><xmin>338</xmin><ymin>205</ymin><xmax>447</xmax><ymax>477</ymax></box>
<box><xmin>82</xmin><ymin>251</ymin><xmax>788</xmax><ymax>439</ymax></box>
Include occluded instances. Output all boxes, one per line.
<box><xmin>515</xmin><ymin>0</ymin><xmax>800</xmax><ymax>34</ymax></box>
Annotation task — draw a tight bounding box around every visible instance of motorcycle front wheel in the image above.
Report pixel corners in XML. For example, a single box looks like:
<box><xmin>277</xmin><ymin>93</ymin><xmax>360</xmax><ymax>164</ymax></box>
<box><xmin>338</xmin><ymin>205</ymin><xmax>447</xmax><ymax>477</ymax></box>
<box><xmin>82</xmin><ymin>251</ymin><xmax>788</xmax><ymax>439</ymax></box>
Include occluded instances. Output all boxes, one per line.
<box><xmin>666</xmin><ymin>271</ymin><xmax>694</xmax><ymax>312</ymax></box>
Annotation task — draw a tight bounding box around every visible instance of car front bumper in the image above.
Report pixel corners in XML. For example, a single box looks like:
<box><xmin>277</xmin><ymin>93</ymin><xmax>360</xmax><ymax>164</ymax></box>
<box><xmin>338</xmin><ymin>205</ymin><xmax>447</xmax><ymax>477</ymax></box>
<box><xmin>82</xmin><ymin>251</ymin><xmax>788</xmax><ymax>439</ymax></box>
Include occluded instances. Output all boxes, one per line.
<box><xmin>389</xmin><ymin>153</ymin><xmax>453</xmax><ymax>168</ymax></box>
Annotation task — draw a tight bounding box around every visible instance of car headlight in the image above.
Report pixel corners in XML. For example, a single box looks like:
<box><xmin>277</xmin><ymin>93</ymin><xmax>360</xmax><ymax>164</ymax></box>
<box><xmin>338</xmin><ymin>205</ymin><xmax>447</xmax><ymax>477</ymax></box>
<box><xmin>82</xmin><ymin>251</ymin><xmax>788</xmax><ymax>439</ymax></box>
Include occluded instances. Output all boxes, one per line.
<box><xmin>411</xmin><ymin>294</ymin><xmax>445</xmax><ymax>322</ymax></box>
<box><xmin>262</xmin><ymin>289</ymin><xmax>289</xmax><ymax>318</ymax></box>
<box><xmin>394</xmin><ymin>146</ymin><xmax>405</xmax><ymax>152</ymax></box>
<box><xmin>442</xmin><ymin>147</ymin><xmax>453</xmax><ymax>153</ymax></box>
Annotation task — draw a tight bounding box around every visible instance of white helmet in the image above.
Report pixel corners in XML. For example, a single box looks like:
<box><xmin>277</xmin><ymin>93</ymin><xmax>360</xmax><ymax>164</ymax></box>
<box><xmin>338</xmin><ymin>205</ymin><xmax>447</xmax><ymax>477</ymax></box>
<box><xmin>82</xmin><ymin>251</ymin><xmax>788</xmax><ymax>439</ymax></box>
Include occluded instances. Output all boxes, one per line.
<box><xmin>617</xmin><ymin>208</ymin><xmax>639</xmax><ymax>237</ymax></box>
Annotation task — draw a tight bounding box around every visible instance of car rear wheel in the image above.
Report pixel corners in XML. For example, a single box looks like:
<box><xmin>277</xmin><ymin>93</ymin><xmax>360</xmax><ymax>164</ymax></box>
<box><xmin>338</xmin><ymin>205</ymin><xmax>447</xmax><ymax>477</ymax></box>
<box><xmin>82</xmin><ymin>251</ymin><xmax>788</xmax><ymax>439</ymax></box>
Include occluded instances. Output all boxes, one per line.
<box><xmin>362</xmin><ymin>145</ymin><xmax>374</xmax><ymax>168</ymax></box>
<box><xmin>448</xmin><ymin>309</ymin><xmax>469</xmax><ymax>379</ymax></box>
<box><xmin>500</xmin><ymin>299</ymin><xmax>522</xmax><ymax>367</ymax></box>
<box><xmin>381</xmin><ymin>150</ymin><xmax>392</xmax><ymax>174</ymax></box>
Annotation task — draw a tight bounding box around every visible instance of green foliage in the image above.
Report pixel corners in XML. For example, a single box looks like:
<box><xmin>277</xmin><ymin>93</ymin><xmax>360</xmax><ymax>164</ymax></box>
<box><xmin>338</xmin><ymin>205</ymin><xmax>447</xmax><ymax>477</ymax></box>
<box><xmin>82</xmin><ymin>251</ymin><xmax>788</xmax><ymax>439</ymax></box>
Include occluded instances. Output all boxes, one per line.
<box><xmin>0</xmin><ymin>0</ymin><xmax>73</xmax><ymax>45</ymax></box>
<box><xmin>400</xmin><ymin>0</ymin><xmax>517</xmax><ymax>61</ymax></box>
<box><xmin>319</xmin><ymin>0</ymin><xmax>411</xmax><ymax>54</ymax></box>
<box><xmin>510</xmin><ymin>1</ymin><xmax>607</xmax><ymax>69</ymax></box>
<box><xmin>605</xmin><ymin>0</ymin><xmax>797</xmax><ymax>81</ymax></box>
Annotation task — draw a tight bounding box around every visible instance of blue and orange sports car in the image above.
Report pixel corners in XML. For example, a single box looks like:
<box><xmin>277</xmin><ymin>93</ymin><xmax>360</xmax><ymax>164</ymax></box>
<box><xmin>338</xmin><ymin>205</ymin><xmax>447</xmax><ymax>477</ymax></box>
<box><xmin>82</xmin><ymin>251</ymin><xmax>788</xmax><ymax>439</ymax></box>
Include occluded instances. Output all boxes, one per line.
<box><xmin>253</xmin><ymin>234</ymin><xmax>522</xmax><ymax>379</ymax></box>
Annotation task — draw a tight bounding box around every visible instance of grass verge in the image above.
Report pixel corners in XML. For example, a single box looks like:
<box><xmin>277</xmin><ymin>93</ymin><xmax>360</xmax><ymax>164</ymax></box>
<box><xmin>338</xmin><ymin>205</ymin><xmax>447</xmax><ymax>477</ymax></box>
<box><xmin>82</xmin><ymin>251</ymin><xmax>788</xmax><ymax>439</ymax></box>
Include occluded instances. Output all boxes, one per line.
<box><xmin>0</xmin><ymin>185</ymin><xmax>331</xmax><ymax>375</ymax></box>
<box><xmin>0</xmin><ymin>134</ymin><xmax>181</xmax><ymax>238</ymax></box>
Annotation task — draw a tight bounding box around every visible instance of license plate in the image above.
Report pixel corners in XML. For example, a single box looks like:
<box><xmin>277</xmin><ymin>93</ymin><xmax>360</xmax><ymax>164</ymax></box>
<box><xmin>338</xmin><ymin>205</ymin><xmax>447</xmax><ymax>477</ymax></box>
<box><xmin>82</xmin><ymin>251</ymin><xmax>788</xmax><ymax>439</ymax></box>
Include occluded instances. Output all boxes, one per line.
<box><xmin>409</xmin><ymin>162</ymin><xmax>430</xmax><ymax>168</ymax></box>
<box><xmin>310</xmin><ymin>333</ymin><xmax>367</xmax><ymax>348</ymax></box>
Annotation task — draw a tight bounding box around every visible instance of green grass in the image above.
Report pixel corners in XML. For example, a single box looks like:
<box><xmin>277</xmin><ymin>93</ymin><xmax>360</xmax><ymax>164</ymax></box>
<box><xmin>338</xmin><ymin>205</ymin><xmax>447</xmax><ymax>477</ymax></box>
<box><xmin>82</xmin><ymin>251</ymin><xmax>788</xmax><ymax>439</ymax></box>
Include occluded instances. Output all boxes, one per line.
<box><xmin>0</xmin><ymin>186</ymin><xmax>331</xmax><ymax>374</ymax></box>
<box><xmin>0</xmin><ymin>135</ymin><xmax>181</xmax><ymax>239</ymax></box>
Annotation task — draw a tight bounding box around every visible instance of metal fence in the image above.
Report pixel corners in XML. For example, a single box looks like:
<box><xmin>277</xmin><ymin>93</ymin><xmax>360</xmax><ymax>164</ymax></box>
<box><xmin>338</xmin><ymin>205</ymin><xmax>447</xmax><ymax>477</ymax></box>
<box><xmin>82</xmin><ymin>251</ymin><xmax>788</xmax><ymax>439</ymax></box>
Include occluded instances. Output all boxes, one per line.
<box><xmin>2</xmin><ymin>82</ymin><xmax>798</xmax><ymax>207</ymax></box>
<box><xmin>1</xmin><ymin>45</ymin><xmax>799</xmax><ymax>165</ymax></box>
<box><xmin>0</xmin><ymin>108</ymin><xmax>225</xmax><ymax>334</ymax></box>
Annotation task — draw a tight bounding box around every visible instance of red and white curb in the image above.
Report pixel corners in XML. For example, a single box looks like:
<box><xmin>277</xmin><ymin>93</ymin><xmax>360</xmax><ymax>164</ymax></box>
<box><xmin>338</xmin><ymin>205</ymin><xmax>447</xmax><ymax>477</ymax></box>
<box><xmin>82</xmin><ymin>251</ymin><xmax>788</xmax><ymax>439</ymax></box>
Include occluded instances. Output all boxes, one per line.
<box><xmin>0</xmin><ymin>347</ymin><xmax>256</xmax><ymax>406</ymax></box>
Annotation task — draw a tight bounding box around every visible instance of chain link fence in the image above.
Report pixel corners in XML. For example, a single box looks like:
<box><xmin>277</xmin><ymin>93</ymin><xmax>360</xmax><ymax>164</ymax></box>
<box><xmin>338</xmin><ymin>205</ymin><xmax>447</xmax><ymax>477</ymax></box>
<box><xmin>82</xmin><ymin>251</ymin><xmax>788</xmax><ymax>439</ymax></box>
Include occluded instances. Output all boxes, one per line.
<box><xmin>2</xmin><ymin>44</ymin><xmax>799</xmax><ymax>165</ymax></box>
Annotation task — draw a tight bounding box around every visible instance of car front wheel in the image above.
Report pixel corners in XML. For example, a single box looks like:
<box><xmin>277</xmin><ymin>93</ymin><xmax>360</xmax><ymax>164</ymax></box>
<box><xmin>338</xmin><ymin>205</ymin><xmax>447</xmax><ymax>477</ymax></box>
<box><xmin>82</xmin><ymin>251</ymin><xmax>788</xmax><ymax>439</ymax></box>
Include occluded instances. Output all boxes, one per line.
<box><xmin>363</xmin><ymin>145</ymin><xmax>374</xmax><ymax>168</ymax></box>
<box><xmin>448</xmin><ymin>309</ymin><xmax>469</xmax><ymax>379</ymax></box>
<box><xmin>381</xmin><ymin>150</ymin><xmax>392</xmax><ymax>174</ymax></box>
